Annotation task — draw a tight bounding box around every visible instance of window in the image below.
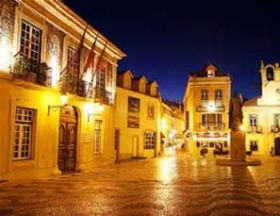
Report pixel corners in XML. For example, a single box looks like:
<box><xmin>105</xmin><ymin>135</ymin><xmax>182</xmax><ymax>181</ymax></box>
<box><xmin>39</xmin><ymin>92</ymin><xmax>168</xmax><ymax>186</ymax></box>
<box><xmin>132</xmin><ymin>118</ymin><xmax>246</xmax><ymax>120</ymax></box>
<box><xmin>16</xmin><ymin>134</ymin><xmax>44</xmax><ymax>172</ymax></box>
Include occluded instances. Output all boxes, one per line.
<box><xmin>67</xmin><ymin>47</ymin><xmax>79</xmax><ymax>78</ymax></box>
<box><xmin>266</xmin><ymin>67</ymin><xmax>274</xmax><ymax>81</ymax></box>
<box><xmin>20</xmin><ymin>21</ymin><xmax>42</xmax><ymax>73</ymax></box>
<box><xmin>94</xmin><ymin>120</ymin><xmax>102</xmax><ymax>154</ymax></box>
<box><xmin>207</xmin><ymin>69</ymin><xmax>215</xmax><ymax>77</ymax></box>
<box><xmin>147</xmin><ymin>105</ymin><xmax>155</xmax><ymax>119</ymax></box>
<box><xmin>249</xmin><ymin>115</ymin><xmax>257</xmax><ymax>126</ymax></box>
<box><xmin>13</xmin><ymin>107</ymin><xmax>35</xmax><ymax>160</ymax></box>
<box><xmin>128</xmin><ymin>97</ymin><xmax>140</xmax><ymax>128</ymax></box>
<box><xmin>144</xmin><ymin>131</ymin><xmax>156</xmax><ymax>149</ymax></box>
<box><xmin>274</xmin><ymin>114</ymin><xmax>280</xmax><ymax>127</ymax></box>
<box><xmin>201</xmin><ymin>90</ymin><xmax>208</xmax><ymax>101</ymax></box>
<box><xmin>96</xmin><ymin>65</ymin><xmax>106</xmax><ymax>90</ymax></box>
<box><xmin>250</xmin><ymin>140</ymin><xmax>258</xmax><ymax>152</ymax></box>
<box><xmin>215</xmin><ymin>90</ymin><xmax>222</xmax><ymax>100</ymax></box>
<box><xmin>202</xmin><ymin>114</ymin><xmax>222</xmax><ymax>124</ymax></box>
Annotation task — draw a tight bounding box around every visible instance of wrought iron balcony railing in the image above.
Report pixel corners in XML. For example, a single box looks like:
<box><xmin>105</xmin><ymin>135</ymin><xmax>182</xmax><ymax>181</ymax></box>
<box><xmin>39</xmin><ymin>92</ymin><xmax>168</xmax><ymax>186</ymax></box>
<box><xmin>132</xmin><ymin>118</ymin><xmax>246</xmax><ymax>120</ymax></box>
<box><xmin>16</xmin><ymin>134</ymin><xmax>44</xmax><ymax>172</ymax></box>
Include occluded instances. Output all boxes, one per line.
<box><xmin>11</xmin><ymin>52</ymin><xmax>52</xmax><ymax>87</ymax></box>
<box><xmin>94</xmin><ymin>87</ymin><xmax>113</xmax><ymax>104</ymax></box>
<box><xmin>198</xmin><ymin>122</ymin><xmax>225</xmax><ymax>131</ymax></box>
<box><xmin>196</xmin><ymin>100</ymin><xmax>225</xmax><ymax>112</ymax></box>
<box><xmin>248</xmin><ymin>125</ymin><xmax>263</xmax><ymax>133</ymax></box>
<box><xmin>77</xmin><ymin>80</ymin><xmax>94</xmax><ymax>98</ymax></box>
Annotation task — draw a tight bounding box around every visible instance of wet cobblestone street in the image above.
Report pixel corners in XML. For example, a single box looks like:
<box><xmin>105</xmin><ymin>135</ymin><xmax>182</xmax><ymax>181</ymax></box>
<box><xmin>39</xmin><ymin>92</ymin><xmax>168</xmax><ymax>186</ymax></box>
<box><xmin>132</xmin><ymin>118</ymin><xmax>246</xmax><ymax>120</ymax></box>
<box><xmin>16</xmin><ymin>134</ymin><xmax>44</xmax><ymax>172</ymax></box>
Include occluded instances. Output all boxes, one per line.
<box><xmin>1</xmin><ymin>151</ymin><xmax>280</xmax><ymax>216</ymax></box>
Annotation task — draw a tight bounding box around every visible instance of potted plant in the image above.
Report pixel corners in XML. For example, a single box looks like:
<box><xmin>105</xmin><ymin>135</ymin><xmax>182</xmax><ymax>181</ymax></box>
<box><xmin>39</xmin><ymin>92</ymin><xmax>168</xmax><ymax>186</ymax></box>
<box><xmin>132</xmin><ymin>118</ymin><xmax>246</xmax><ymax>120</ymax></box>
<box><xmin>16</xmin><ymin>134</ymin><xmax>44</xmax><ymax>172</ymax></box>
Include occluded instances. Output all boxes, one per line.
<box><xmin>38</xmin><ymin>62</ymin><xmax>51</xmax><ymax>86</ymax></box>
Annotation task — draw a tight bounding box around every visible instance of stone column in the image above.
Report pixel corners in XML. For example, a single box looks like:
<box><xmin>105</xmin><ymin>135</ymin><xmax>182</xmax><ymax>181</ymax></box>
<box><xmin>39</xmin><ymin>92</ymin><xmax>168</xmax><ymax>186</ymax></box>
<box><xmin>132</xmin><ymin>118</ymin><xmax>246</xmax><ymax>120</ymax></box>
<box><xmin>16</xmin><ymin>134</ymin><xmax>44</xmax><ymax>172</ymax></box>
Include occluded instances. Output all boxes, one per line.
<box><xmin>230</xmin><ymin>130</ymin><xmax>246</xmax><ymax>161</ymax></box>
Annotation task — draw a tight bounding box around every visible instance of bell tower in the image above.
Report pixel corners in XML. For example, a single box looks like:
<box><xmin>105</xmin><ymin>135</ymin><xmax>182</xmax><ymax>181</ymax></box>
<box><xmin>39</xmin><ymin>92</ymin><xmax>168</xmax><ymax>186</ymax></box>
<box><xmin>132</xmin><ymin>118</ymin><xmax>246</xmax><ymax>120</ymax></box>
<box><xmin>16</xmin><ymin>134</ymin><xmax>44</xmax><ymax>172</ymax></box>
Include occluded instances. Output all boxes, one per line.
<box><xmin>258</xmin><ymin>61</ymin><xmax>280</xmax><ymax>105</ymax></box>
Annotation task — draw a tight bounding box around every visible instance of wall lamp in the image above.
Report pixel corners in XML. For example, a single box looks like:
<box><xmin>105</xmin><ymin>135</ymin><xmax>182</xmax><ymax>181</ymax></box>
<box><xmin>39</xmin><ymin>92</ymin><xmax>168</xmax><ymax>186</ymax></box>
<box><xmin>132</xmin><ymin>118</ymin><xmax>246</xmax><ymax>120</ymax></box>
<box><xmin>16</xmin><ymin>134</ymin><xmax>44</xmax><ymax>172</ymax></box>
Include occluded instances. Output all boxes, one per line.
<box><xmin>48</xmin><ymin>94</ymin><xmax>68</xmax><ymax>116</ymax></box>
<box><xmin>86</xmin><ymin>103</ymin><xmax>104</xmax><ymax>122</ymax></box>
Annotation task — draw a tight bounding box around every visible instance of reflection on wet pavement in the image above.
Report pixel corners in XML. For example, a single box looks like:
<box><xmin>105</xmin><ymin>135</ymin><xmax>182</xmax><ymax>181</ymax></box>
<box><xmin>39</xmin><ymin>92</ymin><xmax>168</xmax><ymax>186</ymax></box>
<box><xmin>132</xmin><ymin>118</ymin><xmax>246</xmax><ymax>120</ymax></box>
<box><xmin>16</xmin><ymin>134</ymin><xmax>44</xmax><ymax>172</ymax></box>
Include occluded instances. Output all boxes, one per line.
<box><xmin>1</xmin><ymin>152</ymin><xmax>280</xmax><ymax>216</ymax></box>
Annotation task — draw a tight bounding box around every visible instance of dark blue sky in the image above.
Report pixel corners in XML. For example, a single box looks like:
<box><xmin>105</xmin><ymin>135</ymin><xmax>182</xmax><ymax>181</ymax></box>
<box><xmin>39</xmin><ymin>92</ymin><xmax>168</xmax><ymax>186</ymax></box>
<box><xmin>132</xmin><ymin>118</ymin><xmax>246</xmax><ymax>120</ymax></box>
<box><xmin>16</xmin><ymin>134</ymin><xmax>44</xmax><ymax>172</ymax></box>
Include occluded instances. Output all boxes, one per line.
<box><xmin>66</xmin><ymin>0</ymin><xmax>280</xmax><ymax>101</ymax></box>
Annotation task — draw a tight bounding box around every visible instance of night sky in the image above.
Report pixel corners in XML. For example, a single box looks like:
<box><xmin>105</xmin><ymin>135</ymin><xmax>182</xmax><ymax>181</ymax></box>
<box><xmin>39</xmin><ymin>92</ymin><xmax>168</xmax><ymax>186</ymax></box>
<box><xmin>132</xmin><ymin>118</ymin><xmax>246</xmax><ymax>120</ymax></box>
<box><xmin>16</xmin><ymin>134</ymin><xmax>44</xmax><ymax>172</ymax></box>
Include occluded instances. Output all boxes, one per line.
<box><xmin>66</xmin><ymin>0</ymin><xmax>280</xmax><ymax>102</ymax></box>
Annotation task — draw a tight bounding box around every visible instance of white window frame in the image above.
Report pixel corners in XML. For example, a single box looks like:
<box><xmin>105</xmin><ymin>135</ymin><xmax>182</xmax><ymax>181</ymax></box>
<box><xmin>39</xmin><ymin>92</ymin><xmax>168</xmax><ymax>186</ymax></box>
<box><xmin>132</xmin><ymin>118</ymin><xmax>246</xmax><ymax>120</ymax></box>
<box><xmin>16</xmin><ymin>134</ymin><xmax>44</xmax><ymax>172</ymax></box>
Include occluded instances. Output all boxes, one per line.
<box><xmin>144</xmin><ymin>131</ymin><xmax>156</xmax><ymax>150</ymax></box>
<box><xmin>94</xmin><ymin>120</ymin><xmax>102</xmax><ymax>154</ymax></box>
<box><xmin>249</xmin><ymin>114</ymin><xmax>257</xmax><ymax>127</ymax></box>
<box><xmin>13</xmin><ymin>107</ymin><xmax>35</xmax><ymax>160</ymax></box>
<box><xmin>20</xmin><ymin>20</ymin><xmax>42</xmax><ymax>73</ymax></box>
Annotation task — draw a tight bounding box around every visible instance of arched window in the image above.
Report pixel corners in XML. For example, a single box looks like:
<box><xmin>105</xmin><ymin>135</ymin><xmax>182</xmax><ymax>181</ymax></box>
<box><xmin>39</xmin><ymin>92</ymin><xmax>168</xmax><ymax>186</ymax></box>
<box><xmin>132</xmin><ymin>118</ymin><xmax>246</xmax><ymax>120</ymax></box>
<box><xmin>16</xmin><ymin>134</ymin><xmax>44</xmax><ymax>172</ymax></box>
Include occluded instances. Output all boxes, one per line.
<box><xmin>49</xmin><ymin>35</ymin><xmax>60</xmax><ymax>86</ymax></box>
<box><xmin>266</xmin><ymin>67</ymin><xmax>274</xmax><ymax>81</ymax></box>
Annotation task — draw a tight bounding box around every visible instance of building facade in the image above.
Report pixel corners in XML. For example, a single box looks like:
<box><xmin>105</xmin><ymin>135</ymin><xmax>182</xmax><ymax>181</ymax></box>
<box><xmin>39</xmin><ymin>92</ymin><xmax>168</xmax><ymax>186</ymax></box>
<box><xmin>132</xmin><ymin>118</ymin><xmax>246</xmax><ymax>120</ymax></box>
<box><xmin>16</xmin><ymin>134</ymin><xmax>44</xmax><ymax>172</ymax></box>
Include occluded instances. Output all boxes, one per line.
<box><xmin>114</xmin><ymin>70</ymin><xmax>161</xmax><ymax>160</ymax></box>
<box><xmin>243</xmin><ymin>62</ymin><xmax>280</xmax><ymax>155</ymax></box>
<box><xmin>183</xmin><ymin>64</ymin><xmax>231</xmax><ymax>155</ymax></box>
<box><xmin>0</xmin><ymin>0</ymin><xmax>125</xmax><ymax>180</ymax></box>
<box><xmin>161</xmin><ymin>101</ymin><xmax>185</xmax><ymax>148</ymax></box>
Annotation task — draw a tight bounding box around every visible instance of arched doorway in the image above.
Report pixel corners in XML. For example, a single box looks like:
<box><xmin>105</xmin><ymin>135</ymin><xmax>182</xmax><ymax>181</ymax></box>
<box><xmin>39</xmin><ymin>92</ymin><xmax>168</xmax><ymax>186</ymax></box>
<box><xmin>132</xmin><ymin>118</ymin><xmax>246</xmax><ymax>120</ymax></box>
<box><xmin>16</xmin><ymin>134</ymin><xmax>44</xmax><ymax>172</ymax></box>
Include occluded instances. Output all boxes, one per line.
<box><xmin>58</xmin><ymin>106</ymin><xmax>78</xmax><ymax>172</ymax></box>
<box><xmin>275</xmin><ymin>138</ymin><xmax>280</xmax><ymax>156</ymax></box>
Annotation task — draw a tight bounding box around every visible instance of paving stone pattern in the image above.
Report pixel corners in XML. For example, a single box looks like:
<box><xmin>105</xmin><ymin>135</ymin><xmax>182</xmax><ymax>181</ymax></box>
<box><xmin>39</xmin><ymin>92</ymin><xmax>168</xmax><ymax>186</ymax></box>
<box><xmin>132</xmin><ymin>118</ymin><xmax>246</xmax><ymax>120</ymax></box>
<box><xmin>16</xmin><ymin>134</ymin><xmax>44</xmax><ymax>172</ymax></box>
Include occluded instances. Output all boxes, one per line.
<box><xmin>1</xmin><ymin>152</ymin><xmax>280</xmax><ymax>216</ymax></box>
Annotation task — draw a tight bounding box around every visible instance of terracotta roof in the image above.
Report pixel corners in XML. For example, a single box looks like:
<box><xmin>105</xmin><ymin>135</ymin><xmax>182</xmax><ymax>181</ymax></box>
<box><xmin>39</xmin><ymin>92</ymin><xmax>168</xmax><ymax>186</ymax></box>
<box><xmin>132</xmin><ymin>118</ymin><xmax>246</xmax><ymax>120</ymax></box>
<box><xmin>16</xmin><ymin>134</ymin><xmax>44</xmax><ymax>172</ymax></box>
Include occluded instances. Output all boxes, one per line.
<box><xmin>243</xmin><ymin>96</ymin><xmax>260</xmax><ymax>107</ymax></box>
<box><xmin>189</xmin><ymin>63</ymin><xmax>229</xmax><ymax>77</ymax></box>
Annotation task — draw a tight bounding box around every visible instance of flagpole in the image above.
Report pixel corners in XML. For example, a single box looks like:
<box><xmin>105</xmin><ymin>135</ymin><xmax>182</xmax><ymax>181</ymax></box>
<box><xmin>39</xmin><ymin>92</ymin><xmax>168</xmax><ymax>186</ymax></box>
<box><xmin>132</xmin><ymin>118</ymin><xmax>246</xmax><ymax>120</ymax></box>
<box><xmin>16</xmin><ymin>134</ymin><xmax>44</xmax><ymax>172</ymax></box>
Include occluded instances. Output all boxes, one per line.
<box><xmin>76</xmin><ymin>24</ymin><xmax>89</xmax><ymax>92</ymax></box>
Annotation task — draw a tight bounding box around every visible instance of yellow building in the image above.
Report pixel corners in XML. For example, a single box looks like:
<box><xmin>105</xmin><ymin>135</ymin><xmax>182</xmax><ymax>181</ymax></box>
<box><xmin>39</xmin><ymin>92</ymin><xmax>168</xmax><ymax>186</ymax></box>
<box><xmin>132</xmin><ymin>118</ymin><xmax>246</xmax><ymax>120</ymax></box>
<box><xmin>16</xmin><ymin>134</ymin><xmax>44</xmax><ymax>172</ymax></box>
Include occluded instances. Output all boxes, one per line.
<box><xmin>0</xmin><ymin>0</ymin><xmax>126</xmax><ymax>180</ymax></box>
<box><xmin>243</xmin><ymin>62</ymin><xmax>280</xmax><ymax>156</ymax></box>
<box><xmin>161</xmin><ymin>101</ymin><xmax>185</xmax><ymax>148</ymax></box>
<box><xmin>183</xmin><ymin>64</ymin><xmax>231</xmax><ymax>155</ymax></box>
<box><xmin>114</xmin><ymin>70</ymin><xmax>161</xmax><ymax>160</ymax></box>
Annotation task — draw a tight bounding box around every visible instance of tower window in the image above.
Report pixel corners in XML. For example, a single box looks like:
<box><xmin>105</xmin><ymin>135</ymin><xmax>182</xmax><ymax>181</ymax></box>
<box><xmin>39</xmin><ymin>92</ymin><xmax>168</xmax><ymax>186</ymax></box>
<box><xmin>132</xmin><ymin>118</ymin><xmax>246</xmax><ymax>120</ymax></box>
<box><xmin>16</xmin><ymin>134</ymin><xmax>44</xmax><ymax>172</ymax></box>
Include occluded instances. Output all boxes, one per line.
<box><xmin>266</xmin><ymin>67</ymin><xmax>274</xmax><ymax>81</ymax></box>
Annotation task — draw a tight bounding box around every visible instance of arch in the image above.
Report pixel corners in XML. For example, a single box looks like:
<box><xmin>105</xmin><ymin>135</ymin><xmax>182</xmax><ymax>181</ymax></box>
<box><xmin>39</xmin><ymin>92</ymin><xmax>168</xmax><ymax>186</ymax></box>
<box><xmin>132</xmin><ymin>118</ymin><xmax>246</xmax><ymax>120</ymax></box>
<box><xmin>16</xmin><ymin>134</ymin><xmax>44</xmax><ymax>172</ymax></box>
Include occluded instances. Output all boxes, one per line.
<box><xmin>266</xmin><ymin>66</ymin><xmax>274</xmax><ymax>81</ymax></box>
<box><xmin>58</xmin><ymin>106</ymin><xmax>79</xmax><ymax>172</ymax></box>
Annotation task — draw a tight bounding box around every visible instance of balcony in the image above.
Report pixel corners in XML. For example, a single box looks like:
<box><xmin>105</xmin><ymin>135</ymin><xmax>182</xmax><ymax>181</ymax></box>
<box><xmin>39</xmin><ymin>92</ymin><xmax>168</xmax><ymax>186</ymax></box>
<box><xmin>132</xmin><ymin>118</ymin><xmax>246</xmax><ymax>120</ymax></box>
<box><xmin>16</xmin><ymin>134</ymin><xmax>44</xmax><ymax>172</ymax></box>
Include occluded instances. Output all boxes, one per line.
<box><xmin>94</xmin><ymin>87</ymin><xmax>113</xmax><ymax>105</ymax></box>
<box><xmin>271</xmin><ymin>125</ymin><xmax>280</xmax><ymax>133</ymax></box>
<box><xmin>198</xmin><ymin>122</ymin><xmax>225</xmax><ymax>131</ymax></box>
<box><xmin>11</xmin><ymin>53</ymin><xmax>52</xmax><ymax>87</ymax></box>
<box><xmin>248</xmin><ymin>125</ymin><xmax>263</xmax><ymax>134</ymax></box>
<box><xmin>196</xmin><ymin>100</ymin><xmax>225</xmax><ymax>112</ymax></box>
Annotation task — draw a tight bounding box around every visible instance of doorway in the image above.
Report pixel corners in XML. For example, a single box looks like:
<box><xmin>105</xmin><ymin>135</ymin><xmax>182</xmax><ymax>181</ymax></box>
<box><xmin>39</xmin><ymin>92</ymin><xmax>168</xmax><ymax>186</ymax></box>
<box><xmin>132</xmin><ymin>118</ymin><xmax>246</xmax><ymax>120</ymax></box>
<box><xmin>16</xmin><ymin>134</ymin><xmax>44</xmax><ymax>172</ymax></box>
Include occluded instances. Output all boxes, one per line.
<box><xmin>58</xmin><ymin>106</ymin><xmax>78</xmax><ymax>172</ymax></box>
<box><xmin>275</xmin><ymin>138</ymin><xmax>280</xmax><ymax>156</ymax></box>
<box><xmin>132</xmin><ymin>136</ymin><xmax>139</xmax><ymax>157</ymax></box>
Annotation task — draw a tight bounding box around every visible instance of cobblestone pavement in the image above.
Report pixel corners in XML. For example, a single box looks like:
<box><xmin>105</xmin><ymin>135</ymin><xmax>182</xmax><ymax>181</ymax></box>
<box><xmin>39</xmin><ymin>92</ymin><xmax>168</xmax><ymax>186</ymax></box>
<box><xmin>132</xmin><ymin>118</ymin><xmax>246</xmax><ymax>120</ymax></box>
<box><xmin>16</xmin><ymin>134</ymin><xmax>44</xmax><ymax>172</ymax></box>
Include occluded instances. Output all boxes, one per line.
<box><xmin>1</xmin><ymin>151</ymin><xmax>280</xmax><ymax>216</ymax></box>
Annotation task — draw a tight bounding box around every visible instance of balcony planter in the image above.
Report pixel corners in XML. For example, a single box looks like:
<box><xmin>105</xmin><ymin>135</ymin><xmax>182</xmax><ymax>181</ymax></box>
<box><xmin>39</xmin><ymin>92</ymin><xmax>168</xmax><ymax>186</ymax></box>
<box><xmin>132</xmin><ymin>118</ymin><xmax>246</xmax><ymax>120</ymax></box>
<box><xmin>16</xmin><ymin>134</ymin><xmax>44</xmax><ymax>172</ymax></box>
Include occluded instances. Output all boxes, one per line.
<box><xmin>38</xmin><ymin>62</ymin><xmax>51</xmax><ymax>87</ymax></box>
<box><xmin>24</xmin><ymin>72</ymin><xmax>37</xmax><ymax>82</ymax></box>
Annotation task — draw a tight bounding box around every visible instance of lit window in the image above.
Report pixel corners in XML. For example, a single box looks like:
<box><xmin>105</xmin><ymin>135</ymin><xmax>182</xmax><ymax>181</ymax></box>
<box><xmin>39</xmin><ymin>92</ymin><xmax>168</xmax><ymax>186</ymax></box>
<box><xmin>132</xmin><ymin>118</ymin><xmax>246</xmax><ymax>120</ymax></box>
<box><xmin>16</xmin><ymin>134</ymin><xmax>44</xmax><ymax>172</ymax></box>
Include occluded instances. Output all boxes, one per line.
<box><xmin>96</xmin><ymin>65</ymin><xmax>106</xmax><ymax>97</ymax></box>
<box><xmin>250</xmin><ymin>140</ymin><xmax>258</xmax><ymax>152</ymax></box>
<box><xmin>215</xmin><ymin>90</ymin><xmax>222</xmax><ymax>100</ymax></box>
<box><xmin>144</xmin><ymin>131</ymin><xmax>156</xmax><ymax>150</ymax></box>
<box><xmin>201</xmin><ymin>90</ymin><xmax>208</xmax><ymax>101</ymax></box>
<box><xmin>67</xmin><ymin>47</ymin><xmax>79</xmax><ymax>78</ymax></box>
<box><xmin>207</xmin><ymin>70</ymin><xmax>215</xmax><ymax>77</ymax></box>
<box><xmin>249</xmin><ymin>115</ymin><xmax>257</xmax><ymax>127</ymax></box>
<box><xmin>20</xmin><ymin>21</ymin><xmax>42</xmax><ymax>73</ymax></box>
<box><xmin>147</xmin><ymin>105</ymin><xmax>155</xmax><ymax>119</ymax></box>
<box><xmin>94</xmin><ymin>120</ymin><xmax>102</xmax><ymax>154</ymax></box>
<box><xmin>13</xmin><ymin>107</ymin><xmax>35</xmax><ymax>160</ymax></box>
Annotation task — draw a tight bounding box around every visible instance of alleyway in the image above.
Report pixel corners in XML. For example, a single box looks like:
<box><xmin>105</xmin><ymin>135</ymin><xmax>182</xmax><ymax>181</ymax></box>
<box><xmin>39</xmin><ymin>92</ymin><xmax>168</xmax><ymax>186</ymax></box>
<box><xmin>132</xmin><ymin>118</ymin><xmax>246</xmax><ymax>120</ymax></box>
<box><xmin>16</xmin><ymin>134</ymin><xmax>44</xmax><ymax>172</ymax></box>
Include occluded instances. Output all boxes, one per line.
<box><xmin>1</xmin><ymin>151</ymin><xmax>280</xmax><ymax>216</ymax></box>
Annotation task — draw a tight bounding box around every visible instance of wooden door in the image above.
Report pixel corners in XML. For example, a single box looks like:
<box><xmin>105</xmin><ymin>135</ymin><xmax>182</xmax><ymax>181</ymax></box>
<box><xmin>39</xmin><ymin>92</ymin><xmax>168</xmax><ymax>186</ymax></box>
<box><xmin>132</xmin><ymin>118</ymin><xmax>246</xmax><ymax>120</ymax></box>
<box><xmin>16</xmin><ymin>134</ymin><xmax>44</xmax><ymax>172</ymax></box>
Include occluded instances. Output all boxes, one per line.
<box><xmin>58</xmin><ymin>107</ymin><xmax>77</xmax><ymax>172</ymax></box>
<box><xmin>275</xmin><ymin>138</ymin><xmax>280</xmax><ymax>156</ymax></box>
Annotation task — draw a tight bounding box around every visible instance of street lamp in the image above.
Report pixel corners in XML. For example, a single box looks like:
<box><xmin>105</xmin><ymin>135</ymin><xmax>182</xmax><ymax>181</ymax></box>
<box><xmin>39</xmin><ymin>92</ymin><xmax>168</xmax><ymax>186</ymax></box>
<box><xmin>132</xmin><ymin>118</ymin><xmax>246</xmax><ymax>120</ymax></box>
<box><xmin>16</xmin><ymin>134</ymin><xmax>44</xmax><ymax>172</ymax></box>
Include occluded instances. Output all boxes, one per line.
<box><xmin>48</xmin><ymin>93</ymin><xmax>68</xmax><ymax>116</ymax></box>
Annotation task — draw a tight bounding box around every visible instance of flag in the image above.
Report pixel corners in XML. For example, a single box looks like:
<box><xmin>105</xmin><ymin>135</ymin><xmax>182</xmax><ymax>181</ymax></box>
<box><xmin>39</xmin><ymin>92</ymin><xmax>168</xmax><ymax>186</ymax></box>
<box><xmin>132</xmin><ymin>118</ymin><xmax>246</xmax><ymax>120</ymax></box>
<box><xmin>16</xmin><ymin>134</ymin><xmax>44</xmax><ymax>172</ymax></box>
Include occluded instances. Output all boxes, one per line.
<box><xmin>87</xmin><ymin>41</ymin><xmax>108</xmax><ymax>95</ymax></box>
<box><xmin>80</xmin><ymin>33</ymin><xmax>99</xmax><ymax>80</ymax></box>
<box><xmin>76</xmin><ymin>24</ymin><xmax>89</xmax><ymax>90</ymax></box>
